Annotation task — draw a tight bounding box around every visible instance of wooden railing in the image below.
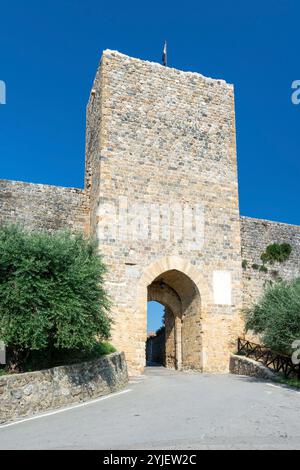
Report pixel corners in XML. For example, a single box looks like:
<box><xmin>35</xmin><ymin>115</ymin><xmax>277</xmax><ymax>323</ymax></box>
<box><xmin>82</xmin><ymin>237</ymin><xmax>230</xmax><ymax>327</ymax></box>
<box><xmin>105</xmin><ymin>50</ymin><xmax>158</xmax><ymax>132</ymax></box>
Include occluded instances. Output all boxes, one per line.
<box><xmin>237</xmin><ymin>338</ymin><xmax>300</xmax><ymax>379</ymax></box>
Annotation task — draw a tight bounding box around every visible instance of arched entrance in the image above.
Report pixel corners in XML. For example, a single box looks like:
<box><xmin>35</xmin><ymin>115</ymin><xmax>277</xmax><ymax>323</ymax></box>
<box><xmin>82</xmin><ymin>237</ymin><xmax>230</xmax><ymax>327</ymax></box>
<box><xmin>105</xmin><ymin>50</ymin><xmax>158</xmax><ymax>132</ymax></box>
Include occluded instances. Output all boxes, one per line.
<box><xmin>136</xmin><ymin>257</ymin><xmax>209</xmax><ymax>373</ymax></box>
<box><xmin>146</xmin><ymin>269</ymin><xmax>202</xmax><ymax>370</ymax></box>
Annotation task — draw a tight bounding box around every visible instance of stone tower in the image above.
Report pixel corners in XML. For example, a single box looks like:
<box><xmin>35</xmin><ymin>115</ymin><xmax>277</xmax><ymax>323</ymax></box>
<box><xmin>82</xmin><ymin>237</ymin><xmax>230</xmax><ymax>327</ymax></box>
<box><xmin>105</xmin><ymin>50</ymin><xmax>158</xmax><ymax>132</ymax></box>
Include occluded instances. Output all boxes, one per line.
<box><xmin>85</xmin><ymin>50</ymin><xmax>244</xmax><ymax>375</ymax></box>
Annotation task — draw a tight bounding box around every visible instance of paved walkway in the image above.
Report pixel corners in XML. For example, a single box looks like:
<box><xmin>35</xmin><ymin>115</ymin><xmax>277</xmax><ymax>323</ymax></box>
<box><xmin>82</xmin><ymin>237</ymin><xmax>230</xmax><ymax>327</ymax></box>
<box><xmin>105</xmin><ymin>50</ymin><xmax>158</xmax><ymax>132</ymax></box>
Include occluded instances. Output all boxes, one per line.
<box><xmin>1</xmin><ymin>367</ymin><xmax>300</xmax><ymax>449</ymax></box>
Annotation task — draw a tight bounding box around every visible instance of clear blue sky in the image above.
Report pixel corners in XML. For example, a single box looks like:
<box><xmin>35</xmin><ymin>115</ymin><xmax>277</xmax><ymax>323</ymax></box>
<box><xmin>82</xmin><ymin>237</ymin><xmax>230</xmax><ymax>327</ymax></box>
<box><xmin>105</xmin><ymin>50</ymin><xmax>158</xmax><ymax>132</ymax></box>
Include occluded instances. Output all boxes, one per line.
<box><xmin>0</xmin><ymin>1</ymin><xmax>299</xmax><ymax>331</ymax></box>
<box><xmin>147</xmin><ymin>302</ymin><xmax>164</xmax><ymax>334</ymax></box>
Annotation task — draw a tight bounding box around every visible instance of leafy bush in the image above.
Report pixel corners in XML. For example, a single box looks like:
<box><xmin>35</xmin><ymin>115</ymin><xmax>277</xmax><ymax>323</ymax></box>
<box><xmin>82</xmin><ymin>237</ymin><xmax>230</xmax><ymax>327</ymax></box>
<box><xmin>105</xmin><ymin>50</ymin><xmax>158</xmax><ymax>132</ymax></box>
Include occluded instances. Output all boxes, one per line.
<box><xmin>259</xmin><ymin>265</ymin><xmax>268</xmax><ymax>273</ymax></box>
<box><xmin>260</xmin><ymin>243</ymin><xmax>292</xmax><ymax>264</ymax></box>
<box><xmin>0</xmin><ymin>225</ymin><xmax>111</xmax><ymax>370</ymax></box>
<box><xmin>242</xmin><ymin>259</ymin><xmax>248</xmax><ymax>270</ymax></box>
<box><xmin>92</xmin><ymin>341</ymin><xmax>116</xmax><ymax>356</ymax></box>
<box><xmin>245</xmin><ymin>278</ymin><xmax>300</xmax><ymax>355</ymax></box>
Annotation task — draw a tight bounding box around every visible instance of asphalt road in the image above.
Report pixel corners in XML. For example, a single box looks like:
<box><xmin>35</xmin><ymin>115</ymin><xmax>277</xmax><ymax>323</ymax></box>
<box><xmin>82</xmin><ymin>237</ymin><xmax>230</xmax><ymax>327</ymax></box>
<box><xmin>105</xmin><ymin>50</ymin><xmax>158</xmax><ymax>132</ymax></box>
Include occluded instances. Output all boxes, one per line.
<box><xmin>1</xmin><ymin>367</ymin><xmax>300</xmax><ymax>450</ymax></box>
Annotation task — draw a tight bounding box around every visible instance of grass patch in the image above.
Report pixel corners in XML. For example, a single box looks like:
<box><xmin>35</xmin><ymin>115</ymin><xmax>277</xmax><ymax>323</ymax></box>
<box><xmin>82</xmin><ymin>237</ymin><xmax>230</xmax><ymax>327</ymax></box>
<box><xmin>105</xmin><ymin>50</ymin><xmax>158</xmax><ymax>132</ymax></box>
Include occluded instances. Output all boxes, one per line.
<box><xmin>1</xmin><ymin>341</ymin><xmax>117</xmax><ymax>375</ymax></box>
<box><xmin>25</xmin><ymin>341</ymin><xmax>117</xmax><ymax>372</ymax></box>
<box><xmin>278</xmin><ymin>377</ymin><xmax>300</xmax><ymax>389</ymax></box>
<box><xmin>80</xmin><ymin>341</ymin><xmax>117</xmax><ymax>360</ymax></box>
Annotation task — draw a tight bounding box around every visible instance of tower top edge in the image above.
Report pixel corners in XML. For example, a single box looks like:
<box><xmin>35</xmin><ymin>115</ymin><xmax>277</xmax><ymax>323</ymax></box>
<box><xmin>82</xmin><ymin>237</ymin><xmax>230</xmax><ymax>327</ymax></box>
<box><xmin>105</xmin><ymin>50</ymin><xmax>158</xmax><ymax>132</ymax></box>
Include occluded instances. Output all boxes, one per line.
<box><xmin>100</xmin><ymin>49</ymin><xmax>234</xmax><ymax>88</ymax></box>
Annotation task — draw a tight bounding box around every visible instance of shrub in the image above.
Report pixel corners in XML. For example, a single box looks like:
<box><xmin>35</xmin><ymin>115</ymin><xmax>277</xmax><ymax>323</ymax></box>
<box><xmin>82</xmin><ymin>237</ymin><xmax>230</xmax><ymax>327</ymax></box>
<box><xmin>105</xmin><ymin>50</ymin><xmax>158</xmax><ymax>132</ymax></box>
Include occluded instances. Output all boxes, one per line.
<box><xmin>245</xmin><ymin>278</ymin><xmax>300</xmax><ymax>355</ymax></box>
<box><xmin>259</xmin><ymin>265</ymin><xmax>268</xmax><ymax>273</ymax></box>
<box><xmin>260</xmin><ymin>243</ymin><xmax>292</xmax><ymax>264</ymax></box>
<box><xmin>242</xmin><ymin>259</ymin><xmax>248</xmax><ymax>269</ymax></box>
<box><xmin>92</xmin><ymin>341</ymin><xmax>116</xmax><ymax>356</ymax></box>
<box><xmin>0</xmin><ymin>225</ymin><xmax>111</xmax><ymax>370</ymax></box>
<box><xmin>0</xmin><ymin>341</ymin><xmax>116</xmax><ymax>374</ymax></box>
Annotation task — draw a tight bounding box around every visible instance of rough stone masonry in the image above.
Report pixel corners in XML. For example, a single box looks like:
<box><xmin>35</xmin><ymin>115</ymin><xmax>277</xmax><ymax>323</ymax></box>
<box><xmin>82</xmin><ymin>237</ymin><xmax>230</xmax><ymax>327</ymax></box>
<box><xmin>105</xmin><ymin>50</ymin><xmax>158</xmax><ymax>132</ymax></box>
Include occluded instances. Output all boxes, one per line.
<box><xmin>0</xmin><ymin>50</ymin><xmax>299</xmax><ymax>375</ymax></box>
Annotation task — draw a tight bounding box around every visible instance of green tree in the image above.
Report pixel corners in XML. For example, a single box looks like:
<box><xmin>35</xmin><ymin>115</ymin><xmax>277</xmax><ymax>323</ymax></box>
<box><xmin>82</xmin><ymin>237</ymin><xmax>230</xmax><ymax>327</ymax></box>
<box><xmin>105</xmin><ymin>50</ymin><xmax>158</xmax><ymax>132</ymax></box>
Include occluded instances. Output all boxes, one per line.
<box><xmin>0</xmin><ymin>225</ymin><xmax>111</xmax><ymax>369</ymax></box>
<box><xmin>245</xmin><ymin>278</ymin><xmax>300</xmax><ymax>354</ymax></box>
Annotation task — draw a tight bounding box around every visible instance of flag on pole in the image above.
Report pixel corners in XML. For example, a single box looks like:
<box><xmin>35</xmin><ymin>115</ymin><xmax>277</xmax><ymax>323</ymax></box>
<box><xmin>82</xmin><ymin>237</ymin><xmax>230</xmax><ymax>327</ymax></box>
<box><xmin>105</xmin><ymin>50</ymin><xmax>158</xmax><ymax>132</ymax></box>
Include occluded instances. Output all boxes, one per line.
<box><xmin>162</xmin><ymin>41</ymin><xmax>167</xmax><ymax>66</ymax></box>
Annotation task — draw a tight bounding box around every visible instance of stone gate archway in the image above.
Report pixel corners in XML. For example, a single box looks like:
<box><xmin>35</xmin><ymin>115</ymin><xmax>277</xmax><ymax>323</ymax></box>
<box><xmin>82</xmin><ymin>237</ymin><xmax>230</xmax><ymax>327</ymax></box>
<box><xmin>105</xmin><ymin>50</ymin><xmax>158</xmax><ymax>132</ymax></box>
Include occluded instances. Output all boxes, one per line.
<box><xmin>147</xmin><ymin>271</ymin><xmax>202</xmax><ymax>370</ymax></box>
<box><xmin>137</xmin><ymin>256</ymin><xmax>211</xmax><ymax>372</ymax></box>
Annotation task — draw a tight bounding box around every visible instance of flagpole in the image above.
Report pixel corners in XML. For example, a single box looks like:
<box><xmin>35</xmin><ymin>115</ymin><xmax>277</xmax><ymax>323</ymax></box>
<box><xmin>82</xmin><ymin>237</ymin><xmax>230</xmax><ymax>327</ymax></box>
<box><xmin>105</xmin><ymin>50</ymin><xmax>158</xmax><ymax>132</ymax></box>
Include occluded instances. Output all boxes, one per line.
<box><xmin>162</xmin><ymin>40</ymin><xmax>167</xmax><ymax>67</ymax></box>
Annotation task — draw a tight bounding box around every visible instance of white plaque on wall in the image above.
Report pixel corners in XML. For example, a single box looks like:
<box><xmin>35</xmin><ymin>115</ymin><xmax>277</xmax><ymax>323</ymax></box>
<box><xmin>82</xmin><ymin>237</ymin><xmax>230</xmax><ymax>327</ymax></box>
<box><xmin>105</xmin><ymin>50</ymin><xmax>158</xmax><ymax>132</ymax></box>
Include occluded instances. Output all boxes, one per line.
<box><xmin>213</xmin><ymin>271</ymin><xmax>232</xmax><ymax>305</ymax></box>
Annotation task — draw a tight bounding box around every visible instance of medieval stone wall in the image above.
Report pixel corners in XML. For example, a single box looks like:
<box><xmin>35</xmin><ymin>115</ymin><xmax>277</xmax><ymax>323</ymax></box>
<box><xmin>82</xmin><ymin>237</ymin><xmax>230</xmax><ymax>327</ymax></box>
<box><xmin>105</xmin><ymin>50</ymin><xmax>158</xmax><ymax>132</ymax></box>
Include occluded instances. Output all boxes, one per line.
<box><xmin>0</xmin><ymin>352</ymin><xmax>128</xmax><ymax>424</ymax></box>
<box><xmin>229</xmin><ymin>354</ymin><xmax>278</xmax><ymax>382</ymax></box>
<box><xmin>0</xmin><ymin>179</ymin><xmax>90</xmax><ymax>233</ymax></box>
<box><xmin>146</xmin><ymin>332</ymin><xmax>165</xmax><ymax>365</ymax></box>
<box><xmin>164</xmin><ymin>307</ymin><xmax>176</xmax><ymax>368</ymax></box>
<box><xmin>241</xmin><ymin>216</ymin><xmax>300</xmax><ymax>309</ymax></box>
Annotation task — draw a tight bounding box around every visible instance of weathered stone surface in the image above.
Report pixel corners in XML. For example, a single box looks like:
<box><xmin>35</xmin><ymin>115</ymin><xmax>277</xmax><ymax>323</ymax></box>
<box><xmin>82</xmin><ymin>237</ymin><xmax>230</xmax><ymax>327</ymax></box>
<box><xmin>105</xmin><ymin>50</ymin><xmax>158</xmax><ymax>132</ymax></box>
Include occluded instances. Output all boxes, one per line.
<box><xmin>146</xmin><ymin>332</ymin><xmax>165</xmax><ymax>365</ymax></box>
<box><xmin>241</xmin><ymin>216</ymin><xmax>300</xmax><ymax>342</ymax></box>
<box><xmin>229</xmin><ymin>354</ymin><xmax>279</xmax><ymax>382</ymax></box>
<box><xmin>0</xmin><ymin>352</ymin><xmax>128</xmax><ymax>424</ymax></box>
<box><xmin>0</xmin><ymin>179</ymin><xmax>90</xmax><ymax>234</ymax></box>
<box><xmin>86</xmin><ymin>50</ymin><xmax>244</xmax><ymax>375</ymax></box>
<box><xmin>241</xmin><ymin>217</ymin><xmax>300</xmax><ymax>306</ymax></box>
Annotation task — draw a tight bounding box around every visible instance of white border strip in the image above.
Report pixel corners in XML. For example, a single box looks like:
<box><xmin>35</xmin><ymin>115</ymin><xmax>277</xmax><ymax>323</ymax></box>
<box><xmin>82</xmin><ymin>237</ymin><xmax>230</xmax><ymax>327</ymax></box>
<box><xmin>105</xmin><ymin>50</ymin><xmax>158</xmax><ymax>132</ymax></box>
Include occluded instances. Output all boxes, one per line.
<box><xmin>266</xmin><ymin>383</ymin><xmax>300</xmax><ymax>394</ymax></box>
<box><xmin>0</xmin><ymin>388</ymin><xmax>132</xmax><ymax>430</ymax></box>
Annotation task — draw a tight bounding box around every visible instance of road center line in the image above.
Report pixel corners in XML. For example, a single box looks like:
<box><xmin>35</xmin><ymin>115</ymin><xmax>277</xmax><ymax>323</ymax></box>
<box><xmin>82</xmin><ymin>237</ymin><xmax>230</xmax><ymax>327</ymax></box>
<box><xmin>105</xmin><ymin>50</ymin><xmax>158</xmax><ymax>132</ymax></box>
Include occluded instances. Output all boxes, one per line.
<box><xmin>0</xmin><ymin>389</ymin><xmax>132</xmax><ymax>430</ymax></box>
